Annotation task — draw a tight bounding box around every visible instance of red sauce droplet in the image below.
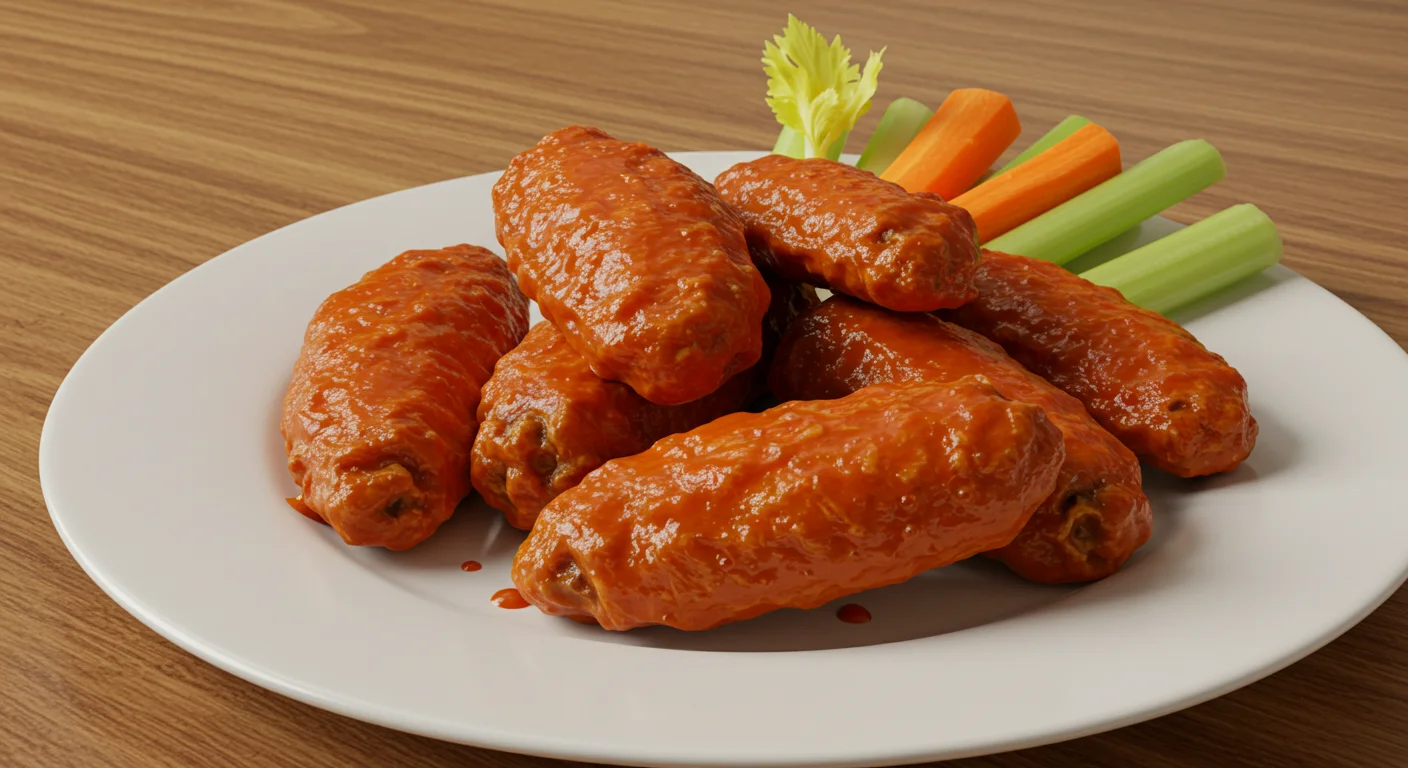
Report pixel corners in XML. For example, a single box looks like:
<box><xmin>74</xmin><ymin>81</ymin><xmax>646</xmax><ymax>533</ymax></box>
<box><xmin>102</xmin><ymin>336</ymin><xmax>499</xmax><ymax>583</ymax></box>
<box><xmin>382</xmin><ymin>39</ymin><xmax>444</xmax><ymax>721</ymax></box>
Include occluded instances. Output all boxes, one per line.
<box><xmin>836</xmin><ymin>604</ymin><xmax>871</xmax><ymax>624</ymax></box>
<box><xmin>460</xmin><ymin>560</ymin><xmax>482</xmax><ymax>572</ymax></box>
<box><xmin>491</xmin><ymin>588</ymin><xmax>530</xmax><ymax>609</ymax></box>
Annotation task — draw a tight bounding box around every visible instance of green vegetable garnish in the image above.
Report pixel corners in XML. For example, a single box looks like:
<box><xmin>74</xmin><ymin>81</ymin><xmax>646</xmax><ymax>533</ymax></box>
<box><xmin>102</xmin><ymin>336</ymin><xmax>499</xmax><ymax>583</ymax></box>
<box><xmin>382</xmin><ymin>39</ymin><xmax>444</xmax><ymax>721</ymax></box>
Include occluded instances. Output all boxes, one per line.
<box><xmin>986</xmin><ymin>139</ymin><xmax>1227</xmax><ymax>265</ymax></box>
<box><xmin>855</xmin><ymin>97</ymin><xmax>933</xmax><ymax>174</ymax></box>
<box><xmin>773</xmin><ymin>125</ymin><xmax>849</xmax><ymax>160</ymax></box>
<box><xmin>1081</xmin><ymin>204</ymin><xmax>1282</xmax><ymax>315</ymax></box>
<box><xmin>762</xmin><ymin>14</ymin><xmax>884</xmax><ymax>159</ymax></box>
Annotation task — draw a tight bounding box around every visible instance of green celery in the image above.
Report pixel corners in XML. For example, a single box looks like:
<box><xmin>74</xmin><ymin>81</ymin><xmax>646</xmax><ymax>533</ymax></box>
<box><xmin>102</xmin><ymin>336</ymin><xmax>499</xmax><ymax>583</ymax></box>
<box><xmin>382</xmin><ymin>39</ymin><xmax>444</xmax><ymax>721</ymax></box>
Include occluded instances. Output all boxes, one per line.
<box><xmin>991</xmin><ymin>115</ymin><xmax>1092</xmax><ymax>177</ymax></box>
<box><xmin>1081</xmin><ymin>204</ymin><xmax>1282</xmax><ymax>315</ymax></box>
<box><xmin>855</xmin><ymin>97</ymin><xmax>933</xmax><ymax>174</ymax></box>
<box><xmin>762</xmin><ymin>15</ymin><xmax>882</xmax><ymax>159</ymax></box>
<box><xmin>772</xmin><ymin>125</ymin><xmax>848</xmax><ymax>160</ymax></box>
<box><xmin>773</xmin><ymin>125</ymin><xmax>805</xmax><ymax>157</ymax></box>
<box><xmin>985</xmin><ymin>140</ymin><xmax>1227</xmax><ymax>265</ymax></box>
<box><xmin>1062</xmin><ymin>217</ymin><xmax>1186</xmax><ymax>274</ymax></box>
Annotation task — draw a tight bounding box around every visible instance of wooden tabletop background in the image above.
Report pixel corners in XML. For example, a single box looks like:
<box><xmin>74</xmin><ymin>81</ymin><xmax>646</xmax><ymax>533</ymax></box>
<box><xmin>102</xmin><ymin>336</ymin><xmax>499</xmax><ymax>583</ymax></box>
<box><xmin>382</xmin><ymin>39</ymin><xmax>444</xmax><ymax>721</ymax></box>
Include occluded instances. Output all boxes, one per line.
<box><xmin>4</xmin><ymin>1</ymin><xmax>1407</xmax><ymax>766</ymax></box>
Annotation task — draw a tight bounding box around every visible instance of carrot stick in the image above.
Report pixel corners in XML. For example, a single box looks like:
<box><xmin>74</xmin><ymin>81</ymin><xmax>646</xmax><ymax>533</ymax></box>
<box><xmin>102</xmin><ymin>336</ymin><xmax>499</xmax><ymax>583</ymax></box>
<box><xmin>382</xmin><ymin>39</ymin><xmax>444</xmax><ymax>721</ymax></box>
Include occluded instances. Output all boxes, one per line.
<box><xmin>992</xmin><ymin>115</ymin><xmax>1092</xmax><ymax>178</ymax></box>
<box><xmin>952</xmin><ymin>123</ymin><xmax>1122</xmax><ymax>242</ymax></box>
<box><xmin>879</xmin><ymin>88</ymin><xmax>1021</xmax><ymax>200</ymax></box>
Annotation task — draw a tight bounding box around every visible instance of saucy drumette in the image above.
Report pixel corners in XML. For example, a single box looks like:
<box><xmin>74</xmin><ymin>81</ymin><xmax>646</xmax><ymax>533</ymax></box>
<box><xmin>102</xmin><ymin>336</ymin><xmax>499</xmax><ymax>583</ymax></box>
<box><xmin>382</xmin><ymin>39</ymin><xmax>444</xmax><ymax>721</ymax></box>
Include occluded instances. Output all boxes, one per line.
<box><xmin>282</xmin><ymin>245</ymin><xmax>529</xmax><ymax>550</ymax></box>
<box><xmin>946</xmin><ymin>251</ymin><xmax>1257</xmax><ymax>477</ymax></box>
<box><xmin>715</xmin><ymin>154</ymin><xmax>980</xmax><ymax>312</ymax></box>
<box><xmin>493</xmin><ymin>126</ymin><xmax>771</xmax><ymax>405</ymax></box>
<box><xmin>770</xmin><ymin>296</ymin><xmax>1153</xmax><ymax>584</ymax></box>
<box><xmin>513</xmin><ymin>378</ymin><xmax>1065</xmax><ymax>630</ymax></box>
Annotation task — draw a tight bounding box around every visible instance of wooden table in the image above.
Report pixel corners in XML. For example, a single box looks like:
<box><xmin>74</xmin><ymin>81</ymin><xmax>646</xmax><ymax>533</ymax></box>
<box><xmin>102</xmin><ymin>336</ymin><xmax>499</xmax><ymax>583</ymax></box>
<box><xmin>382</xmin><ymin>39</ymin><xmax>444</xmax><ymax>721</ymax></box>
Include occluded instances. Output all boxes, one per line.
<box><xmin>4</xmin><ymin>1</ymin><xmax>1406</xmax><ymax>765</ymax></box>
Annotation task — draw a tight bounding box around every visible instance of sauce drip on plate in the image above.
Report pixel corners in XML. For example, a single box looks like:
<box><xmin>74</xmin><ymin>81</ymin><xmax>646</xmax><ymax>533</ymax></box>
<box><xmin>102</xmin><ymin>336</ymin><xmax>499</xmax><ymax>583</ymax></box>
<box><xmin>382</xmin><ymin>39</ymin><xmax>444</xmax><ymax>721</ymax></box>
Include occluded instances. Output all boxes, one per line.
<box><xmin>836</xmin><ymin>604</ymin><xmax>871</xmax><ymax>624</ymax></box>
<box><xmin>491</xmin><ymin>588</ymin><xmax>530</xmax><ymax>609</ymax></box>
<box><xmin>460</xmin><ymin>560</ymin><xmax>482</xmax><ymax>572</ymax></box>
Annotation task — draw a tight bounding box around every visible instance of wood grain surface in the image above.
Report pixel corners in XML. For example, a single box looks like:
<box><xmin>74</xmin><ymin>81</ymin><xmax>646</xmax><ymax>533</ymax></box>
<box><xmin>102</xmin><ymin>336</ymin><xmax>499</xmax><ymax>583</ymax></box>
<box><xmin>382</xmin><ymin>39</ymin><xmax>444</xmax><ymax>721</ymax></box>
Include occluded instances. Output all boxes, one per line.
<box><xmin>3</xmin><ymin>1</ymin><xmax>1407</xmax><ymax>766</ymax></box>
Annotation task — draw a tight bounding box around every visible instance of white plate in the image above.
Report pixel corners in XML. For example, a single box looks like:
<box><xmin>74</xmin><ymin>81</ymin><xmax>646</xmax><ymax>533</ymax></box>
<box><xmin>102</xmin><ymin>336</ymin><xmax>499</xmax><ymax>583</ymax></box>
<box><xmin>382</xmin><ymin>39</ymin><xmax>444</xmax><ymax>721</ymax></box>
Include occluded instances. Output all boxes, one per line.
<box><xmin>40</xmin><ymin>151</ymin><xmax>1408</xmax><ymax>767</ymax></box>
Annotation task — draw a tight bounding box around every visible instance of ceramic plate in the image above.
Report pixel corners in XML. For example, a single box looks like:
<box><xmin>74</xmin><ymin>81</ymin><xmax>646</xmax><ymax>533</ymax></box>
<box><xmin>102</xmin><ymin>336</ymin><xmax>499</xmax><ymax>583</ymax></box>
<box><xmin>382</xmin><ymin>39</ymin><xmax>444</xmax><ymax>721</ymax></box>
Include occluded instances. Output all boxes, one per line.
<box><xmin>40</xmin><ymin>152</ymin><xmax>1408</xmax><ymax>767</ymax></box>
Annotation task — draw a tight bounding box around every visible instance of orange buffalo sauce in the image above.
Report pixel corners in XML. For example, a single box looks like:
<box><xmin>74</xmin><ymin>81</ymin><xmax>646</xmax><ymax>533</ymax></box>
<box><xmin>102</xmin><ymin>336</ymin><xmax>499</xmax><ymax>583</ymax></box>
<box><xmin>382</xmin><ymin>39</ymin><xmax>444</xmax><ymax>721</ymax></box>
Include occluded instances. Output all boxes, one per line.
<box><xmin>491</xmin><ymin>588</ymin><xmax>530</xmax><ymax>609</ymax></box>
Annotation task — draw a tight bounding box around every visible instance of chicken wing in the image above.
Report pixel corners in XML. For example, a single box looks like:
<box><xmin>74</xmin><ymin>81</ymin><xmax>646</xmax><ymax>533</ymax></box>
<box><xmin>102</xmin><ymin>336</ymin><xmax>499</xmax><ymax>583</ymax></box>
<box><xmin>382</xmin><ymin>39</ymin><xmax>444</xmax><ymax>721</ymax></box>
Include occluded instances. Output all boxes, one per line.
<box><xmin>282</xmin><ymin>245</ymin><xmax>529</xmax><ymax>550</ymax></box>
<box><xmin>512</xmin><ymin>378</ymin><xmax>1064</xmax><ymax>630</ymax></box>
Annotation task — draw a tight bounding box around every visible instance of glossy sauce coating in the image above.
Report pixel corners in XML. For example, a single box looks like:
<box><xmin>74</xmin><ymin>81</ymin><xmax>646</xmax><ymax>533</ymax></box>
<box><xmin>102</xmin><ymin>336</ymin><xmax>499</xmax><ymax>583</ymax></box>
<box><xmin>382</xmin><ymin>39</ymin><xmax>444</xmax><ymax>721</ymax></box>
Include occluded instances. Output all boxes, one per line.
<box><xmin>281</xmin><ymin>246</ymin><xmax>530</xmax><ymax>550</ymax></box>
<box><xmin>769</xmin><ymin>297</ymin><xmax>1152</xmax><ymax>584</ymax></box>
<box><xmin>492</xmin><ymin>126</ymin><xmax>771</xmax><ymax>405</ymax></box>
<box><xmin>512</xmin><ymin>379</ymin><xmax>1065</xmax><ymax>631</ymax></box>
<box><xmin>714</xmin><ymin>155</ymin><xmax>980</xmax><ymax>312</ymax></box>
<box><xmin>491</xmin><ymin>588</ymin><xmax>530</xmax><ymax>609</ymax></box>
<box><xmin>946</xmin><ymin>251</ymin><xmax>1257</xmax><ymax>477</ymax></box>
<box><xmin>284</xmin><ymin>496</ymin><xmax>323</xmax><ymax>524</ymax></box>
<box><xmin>471</xmin><ymin>280</ymin><xmax>818</xmax><ymax>530</ymax></box>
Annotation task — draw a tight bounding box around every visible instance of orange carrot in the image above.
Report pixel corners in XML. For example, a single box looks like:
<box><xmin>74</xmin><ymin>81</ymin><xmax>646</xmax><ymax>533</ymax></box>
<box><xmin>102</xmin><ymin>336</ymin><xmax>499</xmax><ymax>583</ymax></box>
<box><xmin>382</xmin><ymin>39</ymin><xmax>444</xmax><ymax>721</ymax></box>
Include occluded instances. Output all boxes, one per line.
<box><xmin>952</xmin><ymin>123</ymin><xmax>1122</xmax><ymax>242</ymax></box>
<box><xmin>880</xmin><ymin>89</ymin><xmax>1021</xmax><ymax>200</ymax></box>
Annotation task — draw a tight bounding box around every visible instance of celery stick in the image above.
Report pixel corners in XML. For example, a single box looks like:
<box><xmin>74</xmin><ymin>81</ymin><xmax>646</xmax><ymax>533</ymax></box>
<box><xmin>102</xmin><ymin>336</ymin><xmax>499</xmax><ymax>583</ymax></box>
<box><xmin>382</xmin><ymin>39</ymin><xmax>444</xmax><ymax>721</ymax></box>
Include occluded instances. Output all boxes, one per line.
<box><xmin>856</xmin><ymin>97</ymin><xmax>933</xmax><ymax>175</ymax></box>
<box><xmin>827</xmin><ymin>130</ymin><xmax>850</xmax><ymax>161</ymax></box>
<box><xmin>992</xmin><ymin>115</ymin><xmax>1092</xmax><ymax>177</ymax></box>
<box><xmin>773</xmin><ymin>125</ymin><xmax>805</xmax><ymax>157</ymax></box>
<box><xmin>772</xmin><ymin>126</ymin><xmax>848</xmax><ymax>160</ymax></box>
<box><xmin>1081</xmin><ymin>204</ymin><xmax>1282</xmax><ymax>315</ymax></box>
<box><xmin>1062</xmin><ymin>217</ymin><xmax>1186</xmax><ymax>274</ymax></box>
<box><xmin>986</xmin><ymin>140</ymin><xmax>1227</xmax><ymax>265</ymax></box>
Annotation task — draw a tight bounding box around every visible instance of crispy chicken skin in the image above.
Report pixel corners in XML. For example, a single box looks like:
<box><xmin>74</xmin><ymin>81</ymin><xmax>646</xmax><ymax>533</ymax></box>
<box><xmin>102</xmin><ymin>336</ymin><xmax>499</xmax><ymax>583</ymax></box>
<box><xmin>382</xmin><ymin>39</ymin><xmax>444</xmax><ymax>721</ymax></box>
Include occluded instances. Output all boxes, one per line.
<box><xmin>770</xmin><ymin>296</ymin><xmax>1152</xmax><ymax>584</ymax></box>
<box><xmin>282</xmin><ymin>245</ymin><xmax>530</xmax><ymax>550</ymax></box>
<box><xmin>512</xmin><ymin>378</ymin><xmax>1065</xmax><ymax>631</ymax></box>
<box><xmin>946</xmin><ymin>251</ymin><xmax>1257</xmax><ymax>477</ymax></box>
<box><xmin>714</xmin><ymin>154</ymin><xmax>980</xmax><ymax>312</ymax></box>
<box><xmin>471</xmin><ymin>280</ymin><xmax>818</xmax><ymax>530</ymax></box>
<box><xmin>492</xmin><ymin>126</ymin><xmax>771</xmax><ymax>405</ymax></box>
